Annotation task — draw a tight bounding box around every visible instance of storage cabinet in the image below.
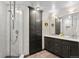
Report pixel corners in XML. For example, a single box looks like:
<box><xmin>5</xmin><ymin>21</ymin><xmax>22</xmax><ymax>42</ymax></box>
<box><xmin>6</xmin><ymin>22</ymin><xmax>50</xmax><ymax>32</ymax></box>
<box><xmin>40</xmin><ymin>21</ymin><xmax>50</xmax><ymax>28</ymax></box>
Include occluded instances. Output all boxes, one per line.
<box><xmin>45</xmin><ymin>37</ymin><xmax>62</xmax><ymax>57</ymax></box>
<box><xmin>44</xmin><ymin>37</ymin><xmax>79</xmax><ymax>58</ymax></box>
<box><xmin>29</xmin><ymin>6</ymin><xmax>42</xmax><ymax>54</ymax></box>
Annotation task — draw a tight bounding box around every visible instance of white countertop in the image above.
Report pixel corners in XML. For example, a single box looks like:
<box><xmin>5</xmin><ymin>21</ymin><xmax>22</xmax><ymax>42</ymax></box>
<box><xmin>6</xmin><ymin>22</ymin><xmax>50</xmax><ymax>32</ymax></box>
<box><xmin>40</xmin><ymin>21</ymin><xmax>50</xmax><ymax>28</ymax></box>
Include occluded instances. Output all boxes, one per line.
<box><xmin>44</xmin><ymin>35</ymin><xmax>79</xmax><ymax>42</ymax></box>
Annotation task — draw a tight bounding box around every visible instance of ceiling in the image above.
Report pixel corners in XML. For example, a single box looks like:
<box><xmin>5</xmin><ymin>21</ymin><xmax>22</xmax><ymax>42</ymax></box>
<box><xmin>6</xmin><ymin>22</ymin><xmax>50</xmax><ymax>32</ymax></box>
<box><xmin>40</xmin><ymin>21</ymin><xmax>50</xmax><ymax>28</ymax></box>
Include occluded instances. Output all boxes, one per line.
<box><xmin>2</xmin><ymin>1</ymin><xmax>79</xmax><ymax>17</ymax></box>
<box><xmin>34</xmin><ymin>1</ymin><xmax>79</xmax><ymax>17</ymax></box>
<box><xmin>24</xmin><ymin>1</ymin><xmax>79</xmax><ymax>17</ymax></box>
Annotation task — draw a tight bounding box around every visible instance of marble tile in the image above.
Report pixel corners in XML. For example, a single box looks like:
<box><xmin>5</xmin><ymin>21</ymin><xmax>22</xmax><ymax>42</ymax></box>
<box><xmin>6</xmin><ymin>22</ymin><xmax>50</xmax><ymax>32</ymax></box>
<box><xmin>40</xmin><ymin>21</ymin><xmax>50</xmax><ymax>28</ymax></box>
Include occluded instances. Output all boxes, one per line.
<box><xmin>27</xmin><ymin>50</ymin><xmax>59</xmax><ymax>58</ymax></box>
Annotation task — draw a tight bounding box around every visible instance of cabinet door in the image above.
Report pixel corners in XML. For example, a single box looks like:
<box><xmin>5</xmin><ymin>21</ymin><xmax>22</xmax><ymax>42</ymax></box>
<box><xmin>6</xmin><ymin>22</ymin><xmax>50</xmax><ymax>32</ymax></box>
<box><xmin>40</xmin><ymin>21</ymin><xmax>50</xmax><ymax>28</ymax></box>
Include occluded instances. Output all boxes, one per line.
<box><xmin>61</xmin><ymin>40</ymin><xmax>70</xmax><ymax>58</ymax></box>
<box><xmin>70</xmin><ymin>41</ymin><xmax>78</xmax><ymax>58</ymax></box>
<box><xmin>54</xmin><ymin>39</ymin><xmax>62</xmax><ymax>56</ymax></box>
<box><xmin>78</xmin><ymin>43</ymin><xmax>79</xmax><ymax>57</ymax></box>
<box><xmin>49</xmin><ymin>38</ymin><xmax>55</xmax><ymax>53</ymax></box>
<box><xmin>62</xmin><ymin>45</ymin><xmax>70</xmax><ymax>57</ymax></box>
<box><xmin>45</xmin><ymin>37</ymin><xmax>51</xmax><ymax>50</ymax></box>
<box><xmin>45</xmin><ymin>37</ymin><xmax>55</xmax><ymax>52</ymax></box>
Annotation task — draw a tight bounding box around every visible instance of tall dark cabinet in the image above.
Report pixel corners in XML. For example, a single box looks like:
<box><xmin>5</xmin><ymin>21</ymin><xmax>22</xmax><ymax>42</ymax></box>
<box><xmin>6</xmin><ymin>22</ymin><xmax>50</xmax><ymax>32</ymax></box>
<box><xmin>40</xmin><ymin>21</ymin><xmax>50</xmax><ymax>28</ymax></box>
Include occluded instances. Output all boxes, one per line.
<box><xmin>29</xmin><ymin>6</ymin><xmax>42</xmax><ymax>54</ymax></box>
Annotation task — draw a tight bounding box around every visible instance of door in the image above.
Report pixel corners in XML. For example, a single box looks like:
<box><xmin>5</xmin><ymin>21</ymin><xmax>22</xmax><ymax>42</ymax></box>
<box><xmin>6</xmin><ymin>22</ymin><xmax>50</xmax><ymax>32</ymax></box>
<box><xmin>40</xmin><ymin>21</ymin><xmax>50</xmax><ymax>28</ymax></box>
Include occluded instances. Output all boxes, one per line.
<box><xmin>29</xmin><ymin>6</ymin><xmax>42</xmax><ymax>54</ymax></box>
<box><xmin>10</xmin><ymin>2</ymin><xmax>23</xmax><ymax>57</ymax></box>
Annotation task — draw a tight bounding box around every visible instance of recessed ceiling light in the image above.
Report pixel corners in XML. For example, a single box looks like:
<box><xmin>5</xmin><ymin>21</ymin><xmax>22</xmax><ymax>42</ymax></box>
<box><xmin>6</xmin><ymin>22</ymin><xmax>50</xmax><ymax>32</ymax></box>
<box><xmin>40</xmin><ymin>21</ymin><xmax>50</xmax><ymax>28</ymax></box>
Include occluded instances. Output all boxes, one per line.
<box><xmin>68</xmin><ymin>8</ymin><xmax>75</xmax><ymax>14</ymax></box>
<box><xmin>51</xmin><ymin>4</ymin><xmax>58</xmax><ymax>16</ymax></box>
<box><xmin>16</xmin><ymin>10</ymin><xmax>22</xmax><ymax>15</ymax></box>
<box><xmin>32</xmin><ymin>10</ymin><xmax>36</xmax><ymax>13</ymax></box>
<box><xmin>36</xmin><ymin>7</ymin><xmax>40</xmax><ymax>10</ymax></box>
<box><xmin>35</xmin><ymin>4</ymin><xmax>41</xmax><ymax>10</ymax></box>
<box><xmin>52</xmin><ymin>4</ymin><xmax>56</xmax><ymax>12</ymax></box>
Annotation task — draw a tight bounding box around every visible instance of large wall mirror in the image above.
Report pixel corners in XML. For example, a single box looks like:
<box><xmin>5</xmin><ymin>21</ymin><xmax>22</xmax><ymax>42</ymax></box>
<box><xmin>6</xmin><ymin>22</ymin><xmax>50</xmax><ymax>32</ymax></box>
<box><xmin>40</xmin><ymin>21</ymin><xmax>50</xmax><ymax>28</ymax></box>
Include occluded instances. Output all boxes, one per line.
<box><xmin>58</xmin><ymin>12</ymin><xmax>79</xmax><ymax>38</ymax></box>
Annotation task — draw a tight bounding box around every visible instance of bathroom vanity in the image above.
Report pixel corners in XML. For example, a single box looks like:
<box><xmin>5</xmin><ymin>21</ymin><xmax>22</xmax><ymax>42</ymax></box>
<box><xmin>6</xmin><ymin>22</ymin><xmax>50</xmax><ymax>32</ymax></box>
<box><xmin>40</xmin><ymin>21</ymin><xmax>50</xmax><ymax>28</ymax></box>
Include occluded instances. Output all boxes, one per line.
<box><xmin>44</xmin><ymin>35</ymin><xmax>79</xmax><ymax>58</ymax></box>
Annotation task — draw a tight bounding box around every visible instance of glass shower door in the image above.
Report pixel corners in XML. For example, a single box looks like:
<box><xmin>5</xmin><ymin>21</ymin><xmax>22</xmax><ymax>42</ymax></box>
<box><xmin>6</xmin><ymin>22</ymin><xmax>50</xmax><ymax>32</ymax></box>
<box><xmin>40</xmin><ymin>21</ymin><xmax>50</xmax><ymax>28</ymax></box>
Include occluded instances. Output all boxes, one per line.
<box><xmin>7</xmin><ymin>1</ymin><xmax>23</xmax><ymax>57</ymax></box>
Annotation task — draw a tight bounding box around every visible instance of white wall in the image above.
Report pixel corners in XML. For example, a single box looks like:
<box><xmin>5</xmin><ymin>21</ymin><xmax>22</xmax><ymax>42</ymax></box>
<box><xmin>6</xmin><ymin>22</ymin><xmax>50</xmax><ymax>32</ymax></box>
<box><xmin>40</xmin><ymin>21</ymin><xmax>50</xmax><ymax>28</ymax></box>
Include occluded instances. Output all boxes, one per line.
<box><xmin>23</xmin><ymin>6</ymin><xmax>29</xmax><ymax>55</ymax></box>
<box><xmin>0</xmin><ymin>2</ymin><xmax>8</xmax><ymax>57</ymax></box>
<box><xmin>42</xmin><ymin>11</ymin><xmax>56</xmax><ymax>49</ymax></box>
<box><xmin>42</xmin><ymin>11</ymin><xmax>49</xmax><ymax>49</ymax></box>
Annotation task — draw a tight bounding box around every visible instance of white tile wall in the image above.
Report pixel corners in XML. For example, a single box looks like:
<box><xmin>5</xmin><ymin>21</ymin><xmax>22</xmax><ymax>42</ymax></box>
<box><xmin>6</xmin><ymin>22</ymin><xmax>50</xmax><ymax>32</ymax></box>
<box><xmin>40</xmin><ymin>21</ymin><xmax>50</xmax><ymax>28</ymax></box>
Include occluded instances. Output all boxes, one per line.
<box><xmin>42</xmin><ymin>11</ymin><xmax>56</xmax><ymax>49</ymax></box>
<box><xmin>0</xmin><ymin>2</ymin><xmax>8</xmax><ymax>57</ymax></box>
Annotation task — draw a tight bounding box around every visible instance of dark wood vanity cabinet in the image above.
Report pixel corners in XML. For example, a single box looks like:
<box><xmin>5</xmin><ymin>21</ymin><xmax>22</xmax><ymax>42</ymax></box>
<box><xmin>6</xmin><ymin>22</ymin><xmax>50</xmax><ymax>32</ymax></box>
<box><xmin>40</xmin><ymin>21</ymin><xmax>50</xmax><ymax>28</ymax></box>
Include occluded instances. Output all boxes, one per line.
<box><xmin>45</xmin><ymin>37</ymin><xmax>79</xmax><ymax>58</ymax></box>
<box><xmin>45</xmin><ymin>37</ymin><xmax>62</xmax><ymax>57</ymax></box>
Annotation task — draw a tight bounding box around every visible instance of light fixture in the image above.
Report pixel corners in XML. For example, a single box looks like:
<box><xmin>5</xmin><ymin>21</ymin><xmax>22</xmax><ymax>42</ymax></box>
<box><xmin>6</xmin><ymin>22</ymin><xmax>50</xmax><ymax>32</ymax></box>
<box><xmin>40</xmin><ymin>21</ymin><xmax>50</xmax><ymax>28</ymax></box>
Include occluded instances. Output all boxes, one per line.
<box><xmin>65</xmin><ymin>19</ymin><xmax>71</xmax><ymax>25</ymax></box>
<box><xmin>52</xmin><ymin>4</ymin><xmax>57</xmax><ymax>13</ymax></box>
<box><xmin>36</xmin><ymin>7</ymin><xmax>40</xmax><ymax>10</ymax></box>
<box><xmin>65</xmin><ymin>16</ymin><xmax>71</xmax><ymax>26</ymax></box>
<box><xmin>68</xmin><ymin>8</ymin><xmax>75</xmax><ymax>14</ymax></box>
<box><xmin>35</xmin><ymin>4</ymin><xmax>40</xmax><ymax>11</ymax></box>
<box><xmin>32</xmin><ymin>10</ymin><xmax>36</xmax><ymax>13</ymax></box>
<box><xmin>52</xmin><ymin>13</ymin><xmax>56</xmax><ymax>16</ymax></box>
<box><xmin>68</xmin><ymin>15</ymin><xmax>71</xmax><ymax>19</ymax></box>
<box><xmin>16</xmin><ymin>10</ymin><xmax>22</xmax><ymax>15</ymax></box>
<box><xmin>51</xmin><ymin>4</ymin><xmax>58</xmax><ymax>17</ymax></box>
<box><xmin>15</xmin><ymin>8</ymin><xmax>22</xmax><ymax>15</ymax></box>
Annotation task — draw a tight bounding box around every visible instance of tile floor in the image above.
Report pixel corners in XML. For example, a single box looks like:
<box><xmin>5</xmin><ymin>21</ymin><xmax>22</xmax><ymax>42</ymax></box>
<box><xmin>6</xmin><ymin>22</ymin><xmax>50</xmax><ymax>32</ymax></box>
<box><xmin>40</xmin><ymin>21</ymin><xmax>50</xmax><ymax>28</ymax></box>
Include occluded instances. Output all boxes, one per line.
<box><xmin>27</xmin><ymin>50</ymin><xmax>59</xmax><ymax>58</ymax></box>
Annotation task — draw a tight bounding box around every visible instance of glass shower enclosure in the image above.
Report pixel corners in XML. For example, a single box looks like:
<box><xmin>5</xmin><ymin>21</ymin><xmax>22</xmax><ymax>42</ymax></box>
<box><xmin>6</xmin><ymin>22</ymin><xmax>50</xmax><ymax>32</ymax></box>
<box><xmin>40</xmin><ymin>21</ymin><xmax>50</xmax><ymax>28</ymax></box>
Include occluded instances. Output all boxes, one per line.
<box><xmin>7</xmin><ymin>1</ymin><xmax>23</xmax><ymax>58</ymax></box>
